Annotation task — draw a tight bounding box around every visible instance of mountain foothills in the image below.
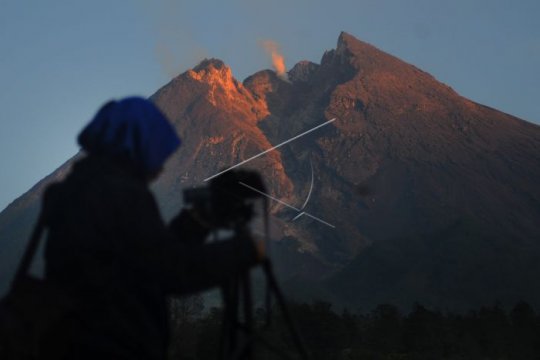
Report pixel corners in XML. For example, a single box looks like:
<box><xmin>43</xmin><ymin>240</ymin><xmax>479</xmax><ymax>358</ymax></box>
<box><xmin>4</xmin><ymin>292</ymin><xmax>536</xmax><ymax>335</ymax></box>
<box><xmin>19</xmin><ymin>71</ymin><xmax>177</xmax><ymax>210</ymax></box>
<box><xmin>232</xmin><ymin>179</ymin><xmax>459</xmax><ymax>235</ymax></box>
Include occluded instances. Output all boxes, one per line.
<box><xmin>1</xmin><ymin>32</ymin><xmax>539</xmax><ymax>311</ymax></box>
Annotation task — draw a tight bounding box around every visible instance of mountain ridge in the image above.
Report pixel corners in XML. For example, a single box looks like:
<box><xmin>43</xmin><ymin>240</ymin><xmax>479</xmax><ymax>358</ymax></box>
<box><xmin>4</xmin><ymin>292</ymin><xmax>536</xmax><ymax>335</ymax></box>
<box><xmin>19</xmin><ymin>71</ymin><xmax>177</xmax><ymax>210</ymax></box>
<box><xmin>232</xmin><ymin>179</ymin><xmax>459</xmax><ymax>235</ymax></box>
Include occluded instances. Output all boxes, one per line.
<box><xmin>0</xmin><ymin>32</ymin><xmax>538</xmax><ymax>310</ymax></box>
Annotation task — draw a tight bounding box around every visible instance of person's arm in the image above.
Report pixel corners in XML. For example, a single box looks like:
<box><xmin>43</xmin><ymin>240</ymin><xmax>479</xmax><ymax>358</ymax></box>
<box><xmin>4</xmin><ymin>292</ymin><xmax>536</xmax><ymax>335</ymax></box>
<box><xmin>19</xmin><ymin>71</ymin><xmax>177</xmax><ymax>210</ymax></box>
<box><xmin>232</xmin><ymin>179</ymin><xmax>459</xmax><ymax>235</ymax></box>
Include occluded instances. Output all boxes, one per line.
<box><xmin>168</xmin><ymin>208</ymin><xmax>211</xmax><ymax>246</ymax></box>
<box><xmin>118</xmin><ymin>184</ymin><xmax>259</xmax><ymax>295</ymax></box>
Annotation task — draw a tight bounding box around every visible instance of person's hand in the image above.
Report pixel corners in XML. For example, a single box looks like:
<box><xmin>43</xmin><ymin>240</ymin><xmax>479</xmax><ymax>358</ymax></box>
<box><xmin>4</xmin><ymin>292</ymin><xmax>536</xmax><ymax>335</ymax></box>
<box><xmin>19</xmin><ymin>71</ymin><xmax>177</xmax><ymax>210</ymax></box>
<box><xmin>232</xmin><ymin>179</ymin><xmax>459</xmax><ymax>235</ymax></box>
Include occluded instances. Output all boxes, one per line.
<box><xmin>169</xmin><ymin>208</ymin><xmax>212</xmax><ymax>245</ymax></box>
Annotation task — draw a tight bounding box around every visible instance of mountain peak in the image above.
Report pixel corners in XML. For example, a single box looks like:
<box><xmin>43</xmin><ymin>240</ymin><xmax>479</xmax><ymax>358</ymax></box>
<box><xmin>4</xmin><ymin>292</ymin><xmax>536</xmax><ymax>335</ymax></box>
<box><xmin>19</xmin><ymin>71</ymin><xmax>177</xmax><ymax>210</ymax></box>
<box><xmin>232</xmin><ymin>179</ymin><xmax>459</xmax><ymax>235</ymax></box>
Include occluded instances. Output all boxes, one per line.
<box><xmin>188</xmin><ymin>58</ymin><xmax>234</xmax><ymax>86</ymax></box>
<box><xmin>193</xmin><ymin>58</ymin><xmax>228</xmax><ymax>71</ymax></box>
<box><xmin>184</xmin><ymin>58</ymin><xmax>248</xmax><ymax>107</ymax></box>
<box><xmin>324</xmin><ymin>31</ymin><xmax>466</xmax><ymax>124</ymax></box>
<box><xmin>337</xmin><ymin>31</ymin><xmax>361</xmax><ymax>49</ymax></box>
<box><xmin>244</xmin><ymin>69</ymin><xmax>282</xmax><ymax>90</ymax></box>
<box><xmin>335</xmin><ymin>31</ymin><xmax>404</xmax><ymax>70</ymax></box>
<box><xmin>288</xmin><ymin>61</ymin><xmax>319</xmax><ymax>83</ymax></box>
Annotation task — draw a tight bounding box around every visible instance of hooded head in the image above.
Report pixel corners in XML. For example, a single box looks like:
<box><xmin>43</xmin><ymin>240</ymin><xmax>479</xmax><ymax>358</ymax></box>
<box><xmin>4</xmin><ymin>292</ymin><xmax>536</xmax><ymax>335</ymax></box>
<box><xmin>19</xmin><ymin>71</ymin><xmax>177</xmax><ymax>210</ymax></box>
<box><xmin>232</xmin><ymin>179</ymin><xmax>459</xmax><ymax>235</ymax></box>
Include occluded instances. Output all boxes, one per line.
<box><xmin>78</xmin><ymin>97</ymin><xmax>181</xmax><ymax>177</ymax></box>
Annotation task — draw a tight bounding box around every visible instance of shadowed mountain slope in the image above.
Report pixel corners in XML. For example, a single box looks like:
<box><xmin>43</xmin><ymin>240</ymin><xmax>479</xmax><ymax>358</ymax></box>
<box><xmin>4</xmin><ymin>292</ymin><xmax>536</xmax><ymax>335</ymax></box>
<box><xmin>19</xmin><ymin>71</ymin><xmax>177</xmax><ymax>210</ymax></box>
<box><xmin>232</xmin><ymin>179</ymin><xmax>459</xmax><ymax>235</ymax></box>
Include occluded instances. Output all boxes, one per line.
<box><xmin>1</xmin><ymin>32</ymin><xmax>538</xmax><ymax>310</ymax></box>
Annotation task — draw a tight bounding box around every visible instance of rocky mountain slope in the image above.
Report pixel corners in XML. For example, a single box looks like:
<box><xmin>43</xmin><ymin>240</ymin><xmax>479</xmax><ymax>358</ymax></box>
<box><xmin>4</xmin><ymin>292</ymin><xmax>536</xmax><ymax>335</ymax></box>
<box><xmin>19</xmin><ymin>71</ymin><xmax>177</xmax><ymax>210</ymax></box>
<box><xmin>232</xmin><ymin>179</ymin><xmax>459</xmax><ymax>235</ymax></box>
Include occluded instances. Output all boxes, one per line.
<box><xmin>1</xmin><ymin>32</ymin><xmax>539</xmax><ymax>310</ymax></box>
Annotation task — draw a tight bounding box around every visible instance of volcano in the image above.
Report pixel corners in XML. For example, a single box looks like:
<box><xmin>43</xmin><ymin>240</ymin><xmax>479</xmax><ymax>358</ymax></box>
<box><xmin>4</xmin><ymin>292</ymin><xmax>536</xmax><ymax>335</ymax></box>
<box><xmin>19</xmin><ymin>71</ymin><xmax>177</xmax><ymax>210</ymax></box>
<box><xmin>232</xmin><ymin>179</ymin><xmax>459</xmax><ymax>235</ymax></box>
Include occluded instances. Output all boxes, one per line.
<box><xmin>1</xmin><ymin>32</ymin><xmax>539</xmax><ymax>311</ymax></box>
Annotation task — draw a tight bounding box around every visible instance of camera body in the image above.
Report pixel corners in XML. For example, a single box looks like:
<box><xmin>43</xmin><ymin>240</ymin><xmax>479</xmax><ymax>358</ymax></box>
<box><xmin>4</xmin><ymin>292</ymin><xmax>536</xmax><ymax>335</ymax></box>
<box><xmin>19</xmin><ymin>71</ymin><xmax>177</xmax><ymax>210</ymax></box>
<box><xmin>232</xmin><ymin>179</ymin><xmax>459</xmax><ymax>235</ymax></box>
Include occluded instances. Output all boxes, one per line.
<box><xmin>183</xmin><ymin>170</ymin><xmax>266</xmax><ymax>229</ymax></box>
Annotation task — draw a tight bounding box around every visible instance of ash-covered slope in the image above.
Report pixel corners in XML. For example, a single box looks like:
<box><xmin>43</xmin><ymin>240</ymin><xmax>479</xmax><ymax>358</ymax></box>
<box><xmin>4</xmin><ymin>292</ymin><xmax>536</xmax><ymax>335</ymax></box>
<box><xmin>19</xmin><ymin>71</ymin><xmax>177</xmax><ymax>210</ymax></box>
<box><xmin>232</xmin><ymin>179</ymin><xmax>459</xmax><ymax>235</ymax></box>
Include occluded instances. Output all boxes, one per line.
<box><xmin>0</xmin><ymin>32</ymin><xmax>539</xmax><ymax>310</ymax></box>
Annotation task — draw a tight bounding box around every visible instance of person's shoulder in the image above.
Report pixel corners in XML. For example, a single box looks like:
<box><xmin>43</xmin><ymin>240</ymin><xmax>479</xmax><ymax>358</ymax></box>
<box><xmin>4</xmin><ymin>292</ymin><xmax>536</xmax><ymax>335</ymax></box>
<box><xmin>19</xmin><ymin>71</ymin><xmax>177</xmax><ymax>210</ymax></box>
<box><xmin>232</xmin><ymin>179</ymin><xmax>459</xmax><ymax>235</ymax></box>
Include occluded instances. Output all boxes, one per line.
<box><xmin>87</xmin><ymin>156</ymin><xmax>156</xmax><ymax>206</ymax></box>
<box><xmin>52</xmin><ymin>155</ymin><xmax>151</xmax><ymax>205</ymax></box>
<box><xmin>42</xmin><ymin>181</ymin><xmax>64</xmax><ymax>209</ymax></box>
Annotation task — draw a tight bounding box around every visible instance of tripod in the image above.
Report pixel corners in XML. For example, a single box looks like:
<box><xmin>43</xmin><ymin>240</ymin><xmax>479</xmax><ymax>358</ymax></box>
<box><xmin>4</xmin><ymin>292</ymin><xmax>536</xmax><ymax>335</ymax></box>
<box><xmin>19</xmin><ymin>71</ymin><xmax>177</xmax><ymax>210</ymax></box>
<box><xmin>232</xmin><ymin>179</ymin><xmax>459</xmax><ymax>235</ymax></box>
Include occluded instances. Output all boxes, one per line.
<box><xmin>184</xmin><ymin>169</ymin><xmax>309</xmax><ymax>360</ymax></box>
<box><xmin>218</xmin><ymin>223</ymin><xmax>310</xmax><ymax>360</ymax></box>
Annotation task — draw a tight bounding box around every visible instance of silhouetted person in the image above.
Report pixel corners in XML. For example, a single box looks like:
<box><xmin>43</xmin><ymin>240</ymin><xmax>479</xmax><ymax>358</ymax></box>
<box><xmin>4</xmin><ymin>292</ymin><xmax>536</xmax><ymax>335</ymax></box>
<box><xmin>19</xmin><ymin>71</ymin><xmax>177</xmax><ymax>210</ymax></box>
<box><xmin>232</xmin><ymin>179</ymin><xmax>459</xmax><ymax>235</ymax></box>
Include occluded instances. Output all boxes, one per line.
<box><xmin>40</xmin><ymin>98</ymin><xmax>261</xmax><ymax>359</ymax></box>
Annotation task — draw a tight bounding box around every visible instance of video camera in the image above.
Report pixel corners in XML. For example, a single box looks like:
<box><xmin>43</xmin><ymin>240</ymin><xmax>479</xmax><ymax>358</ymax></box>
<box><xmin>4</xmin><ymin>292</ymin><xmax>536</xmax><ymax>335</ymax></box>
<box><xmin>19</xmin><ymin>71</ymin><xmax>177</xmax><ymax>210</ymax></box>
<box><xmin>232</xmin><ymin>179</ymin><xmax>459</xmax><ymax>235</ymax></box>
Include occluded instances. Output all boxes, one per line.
<box><xmin>183</xmin><ymin>169</ymin><xmax>267</xmax><ymax>230</ymax></box>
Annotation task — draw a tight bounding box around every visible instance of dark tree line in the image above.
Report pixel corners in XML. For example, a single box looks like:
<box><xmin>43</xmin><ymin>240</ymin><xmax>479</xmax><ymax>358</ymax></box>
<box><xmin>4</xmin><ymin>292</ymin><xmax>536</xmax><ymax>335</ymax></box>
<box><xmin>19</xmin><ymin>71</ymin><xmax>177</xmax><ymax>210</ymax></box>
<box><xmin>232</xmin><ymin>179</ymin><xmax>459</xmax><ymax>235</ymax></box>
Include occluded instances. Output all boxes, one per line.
<box><xmin>168</xmin><ymin>297</ymin><xmax>540</xmax><ymax>360</ymax></box>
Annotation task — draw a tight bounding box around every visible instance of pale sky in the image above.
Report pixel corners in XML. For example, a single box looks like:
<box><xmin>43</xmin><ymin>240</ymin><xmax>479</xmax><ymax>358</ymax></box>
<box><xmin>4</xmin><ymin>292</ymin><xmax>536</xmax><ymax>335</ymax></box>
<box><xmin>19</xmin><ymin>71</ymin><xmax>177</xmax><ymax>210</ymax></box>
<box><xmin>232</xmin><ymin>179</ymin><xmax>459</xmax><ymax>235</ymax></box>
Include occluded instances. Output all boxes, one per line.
<box><xmin>1</xmin><ymin>0</ymin><xmax>539</xmax><ymax>211</ymax></box>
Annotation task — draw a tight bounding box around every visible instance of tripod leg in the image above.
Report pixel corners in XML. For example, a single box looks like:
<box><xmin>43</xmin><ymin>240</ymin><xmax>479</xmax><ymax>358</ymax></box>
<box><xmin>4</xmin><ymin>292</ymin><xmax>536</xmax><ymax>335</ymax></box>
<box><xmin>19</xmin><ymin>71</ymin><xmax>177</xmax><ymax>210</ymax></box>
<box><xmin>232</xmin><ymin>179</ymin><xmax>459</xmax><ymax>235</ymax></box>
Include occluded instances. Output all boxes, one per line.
<box><xmin>241</xmin><ymin>270</ymin><xmax>254</xmax><ymax>360</ymax></box>
<box><xmin>219</xmin><ymin>285</ymin><xmax>230</xmax><ymax>360</ymax></box>
<box><xmin>262</xmin><ymin>259</ymin><xmax>310</xmax><ymax>360</ymax></box>
<box><xmin>220</xmin><ymin>279</ymin><xmax>240</xmax><ymax>360</ymax></box>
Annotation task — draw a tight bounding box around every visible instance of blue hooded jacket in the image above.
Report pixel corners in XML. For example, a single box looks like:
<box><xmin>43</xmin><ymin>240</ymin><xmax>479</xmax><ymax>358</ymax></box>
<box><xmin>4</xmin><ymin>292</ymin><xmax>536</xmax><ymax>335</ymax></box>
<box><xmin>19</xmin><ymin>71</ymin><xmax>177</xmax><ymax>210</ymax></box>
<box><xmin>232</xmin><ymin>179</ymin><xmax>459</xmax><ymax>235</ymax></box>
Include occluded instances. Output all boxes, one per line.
<box><xmin>77</xmin><ymin>97</ymin><xmax>181</xmax><ymax>175</ymax></box>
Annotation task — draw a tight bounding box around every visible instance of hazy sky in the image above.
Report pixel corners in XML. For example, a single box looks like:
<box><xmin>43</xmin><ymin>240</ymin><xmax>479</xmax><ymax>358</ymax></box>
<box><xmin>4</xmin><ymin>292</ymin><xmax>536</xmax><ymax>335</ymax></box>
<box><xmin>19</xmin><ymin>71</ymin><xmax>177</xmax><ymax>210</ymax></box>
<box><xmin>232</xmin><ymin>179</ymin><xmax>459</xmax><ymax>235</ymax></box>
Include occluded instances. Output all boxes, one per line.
<box><xmin>1</xmin><ymin>0</ymin><xmax>539</xmax><ymax>211</ymax></box>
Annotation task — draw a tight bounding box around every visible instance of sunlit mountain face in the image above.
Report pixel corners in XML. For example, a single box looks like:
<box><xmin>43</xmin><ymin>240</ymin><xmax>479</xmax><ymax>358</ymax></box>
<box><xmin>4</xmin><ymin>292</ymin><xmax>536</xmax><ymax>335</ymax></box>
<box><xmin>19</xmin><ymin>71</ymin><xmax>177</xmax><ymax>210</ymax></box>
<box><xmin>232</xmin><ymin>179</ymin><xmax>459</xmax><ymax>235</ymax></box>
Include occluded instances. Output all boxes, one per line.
<box><xmin>1</xmin><ymin>32</ymin><xmax>539</xmax><ymax>311</ymax></box>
